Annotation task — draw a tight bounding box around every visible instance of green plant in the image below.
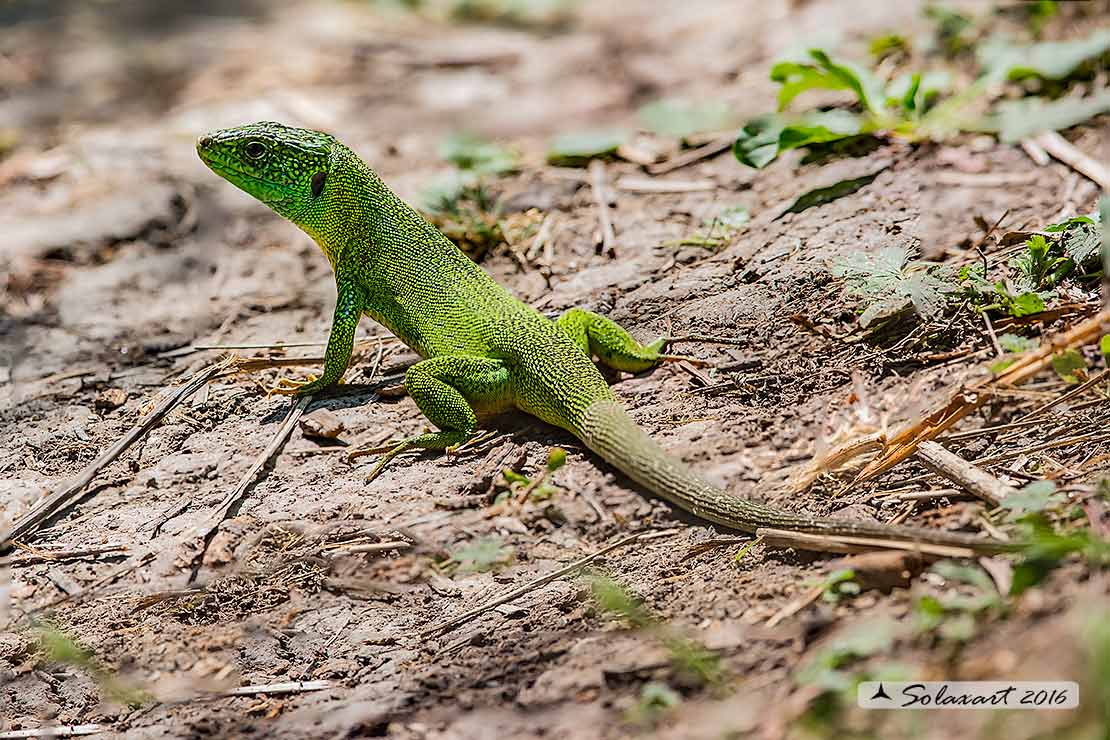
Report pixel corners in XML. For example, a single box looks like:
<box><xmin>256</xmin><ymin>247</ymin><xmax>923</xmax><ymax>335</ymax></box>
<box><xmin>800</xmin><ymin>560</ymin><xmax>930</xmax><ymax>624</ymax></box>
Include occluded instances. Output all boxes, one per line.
<box><xmin>447</xmin><ymin>537</ymin><xmax>514</xmax><ymax>573</ymax></box>
<box><xmin>1010</xmin><ymin>515</ymin><xmax>1110</xmax><ymax>595</ymax></box>
<box><xmin>831</xmin><ymin>246</ymin><xmax>953</xmax><ymax>327</ymax></box>
<box><xmin>626</xmin><ymin>681</ymin><xmax>682</xmax><ymax>727</ymax></box>
<box><xmin>34</xmin><ymin>624</ymin><xmax>150</xmax><ymax>706</ymax></box>
<box><xmin>734</xmin><ymin>29</ymin><xmax>1110</xmax><ymax>168</ymax></box>
<box><xmin>588</xmin><ymin>575</ymin><xmax>723</xmax><ymax>686</ymax></box>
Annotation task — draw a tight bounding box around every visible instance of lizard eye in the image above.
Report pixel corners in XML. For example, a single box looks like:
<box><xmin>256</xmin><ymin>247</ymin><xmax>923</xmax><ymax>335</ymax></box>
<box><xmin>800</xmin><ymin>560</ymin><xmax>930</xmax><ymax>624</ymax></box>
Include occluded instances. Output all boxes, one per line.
<box><xmin>244</xmin><ymin>141</ymin><xmax>267</xmax><ymax>159</ymax></box>
<box><xmin>310</xmin><ymin>171</ymin><xmax>327</xmax><ymax>198</ymax></box>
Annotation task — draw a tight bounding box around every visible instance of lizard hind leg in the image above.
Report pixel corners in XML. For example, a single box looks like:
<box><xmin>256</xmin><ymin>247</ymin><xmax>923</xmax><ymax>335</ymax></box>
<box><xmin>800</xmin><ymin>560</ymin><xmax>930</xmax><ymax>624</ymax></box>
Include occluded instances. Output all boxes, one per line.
<box><xmin>348</xmin><ymin>355</ymin><xmax>512</xmax><ymax>482</ymax></box>
<box><xmin>557</xmin><ymin>307</ymin><xmax>692</xmax><ymax>374</ymax></box>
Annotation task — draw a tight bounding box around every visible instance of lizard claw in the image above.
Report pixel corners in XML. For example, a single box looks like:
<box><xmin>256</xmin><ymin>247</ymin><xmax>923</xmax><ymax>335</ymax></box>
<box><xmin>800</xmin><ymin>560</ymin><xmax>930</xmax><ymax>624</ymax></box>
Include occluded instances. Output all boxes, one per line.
<box><xmin>446</xmin><ymin>430</ymin><xmax>499</xmax><ymax>456</ymax></box>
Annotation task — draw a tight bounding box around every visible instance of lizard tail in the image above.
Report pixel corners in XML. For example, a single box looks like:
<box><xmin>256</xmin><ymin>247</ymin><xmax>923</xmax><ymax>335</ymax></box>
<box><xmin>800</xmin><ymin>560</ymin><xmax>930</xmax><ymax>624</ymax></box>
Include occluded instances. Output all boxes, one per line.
<box><xmin>576</xmin><ymin>400</ymin><xmax>1010</xmax><ymax>553</ymax></box>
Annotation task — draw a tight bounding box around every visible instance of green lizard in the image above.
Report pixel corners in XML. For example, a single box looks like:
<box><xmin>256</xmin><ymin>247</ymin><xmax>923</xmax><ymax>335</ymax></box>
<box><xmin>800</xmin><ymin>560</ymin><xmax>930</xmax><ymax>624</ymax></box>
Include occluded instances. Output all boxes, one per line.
<box><xmin>197</xmin><ymin>121</ymin><xmax>1005</xmax><ymax>553</ymax></box>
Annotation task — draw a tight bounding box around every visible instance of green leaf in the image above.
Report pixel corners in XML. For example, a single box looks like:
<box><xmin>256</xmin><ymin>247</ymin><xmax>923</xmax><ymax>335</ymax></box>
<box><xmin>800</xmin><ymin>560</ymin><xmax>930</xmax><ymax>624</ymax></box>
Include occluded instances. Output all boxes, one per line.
<box><xmin>546</xmin><ymin>447</ymin><xmax>567</xmax><ymax>471</ymax></box>
<box><xmin>1010</xmin><ymin>291</ymin><xmax>1046</xmax><ymax>317</ymax></box>
<box><xmin>869</xmin><ymin>33</ymin><xmax>910</xmax><ymax>62</ymax></box>
<box><xmin>420</xmin><ymin>170</ymin><xmax>480</xmax><ymax>212</ymax></box>
<box><xmin>833</xmin><ymin>245</ymin><xmax>909</xmax><ymax>295</ymax></box>
<box><xmin>449</xmin><ymin>537</ymin><xmax>514</xmax><ymax>573</ymax></box>
<box><xmin>639</xmin><ymin>98</ymin><xmax>734</xmax><ymax>138</ymax></box>
<box><xmin>795</xmin><ymin>617</ymin><xmax>899</xmax><ymax>689</ymax></box>
<box><xmin>733</xmin><ymin>114</ymin><xmax>786</xmax><ymax>168</ymax></box>
<box><xmin>1044</xmin><ymin>214</ymin><xmax>1097</xmax><ymax>232</ymax></box>
<box><xmin>1101</xmin><ymin>335</ymin><xmax>1110</xmax><ymax>364</ymax></box>
<box><xmin>1051</xmin><ymin>348</ymin><xmax>1085</xmax><ymax>382</ymax></box>
<box><xmin>989</xmin><ymin>358</ymin><xmax>1016</xmax><ymax>374</ymax></box>
<box><xmin>502</xmin><ymin>468</ymin><xmax>530</xmax><ymax>485</ymax></box>
<box><xmin>1009</xmin><ymin>515</ymin><xmax>1110</xmax><ymax>595</ymax></box>
<box><xmin>778</xmin><ymin>109</ymin><xmax>867</xmax><ymax>149</ymax></box>
<box><xmin>778</xmin><ymin>169</ymin><xmax>882</xmax><ymax>219</ymax></box>
<box><xmin>1001</xmin><ymin>480</ymin><xmax>1063</xmax><ymax>519</ymax></box>
<box><xmin>714</xmin><ymin>205</ymin><xmax>750</xmax><ymax>230</ymax></box>
<box><xmin>546</xmin><ymin>130</ymin><xmax>627</xmax><ymax>166</ymax></box>
<box><xmin>938</xmin><ymin>612</ymin><xmax>977</xmax><ymax>641</ymax></box>
<box><xmin>986</xmin><ymin>90</ymin><xmax>1110</xmax><ymax>142</ymax></box>
<box><xmin>998</xmin><ymin>333</ymin><xmax>1038</xmax><ymax>353</ymax></box>
<box><xmin>733</xmin><ymin>109</ymin><xmax>866</xmax><ymax>169</ymax></box>
<box><xmin>1060</xmin><ymin>221</ymin><xmax>1102</xmax><ymax>267</ymax></box>
<box><xmin>912</xmin><ymin>595</ymin><xmax>946</xmax><ymax>633</ymax></box>
<box><xmin>979</xmin><ymin>29</ymin><xmax>1110</xmax><ymax>83</ymax></box>
<box><xmin>439</xmin><ymin>132</ymin><xmax>517</xmax><ymax>174</ymax></box>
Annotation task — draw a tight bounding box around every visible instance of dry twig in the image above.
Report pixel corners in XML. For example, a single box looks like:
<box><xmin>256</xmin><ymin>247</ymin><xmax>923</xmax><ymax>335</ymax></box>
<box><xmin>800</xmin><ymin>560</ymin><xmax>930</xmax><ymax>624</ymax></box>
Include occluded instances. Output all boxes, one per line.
<box><xmin>182</xmin><ymin>395</ymin><xmax>313</xmax><ymax>579</ymax></box>
<box><xmin>1031</xmin><ymin>131</ymin><xmax>1110</xmax><ymax>191</ymax></box>
<box><xmin>755</xmin><ymin>527</ymin><xmax>979</xmax><ymax>559</ymax></box>
<box><xmin>588</xmin><ymin>159</ymin><xmax>616</xmax><ymax>257</ymax></box>
<box><xmin>848</xmin><ymin>309</ymin><xmax>1110</xmax><ymax>483</ymax></box>
<box><xmin>1</xmin><ymin>361</ymin><xmax>227</xmax><ymax>550</ymax></box>
<box><xmin>913</xmin><ymin>441</ymin><xmax>1017</xmax><ymax>507</ymax></box>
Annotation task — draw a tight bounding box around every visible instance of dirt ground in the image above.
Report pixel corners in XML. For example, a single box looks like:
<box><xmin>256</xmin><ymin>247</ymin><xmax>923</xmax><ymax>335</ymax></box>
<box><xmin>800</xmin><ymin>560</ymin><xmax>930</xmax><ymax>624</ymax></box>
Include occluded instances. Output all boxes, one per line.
<box><xmin>3</xmin><ymin>1</ymin><xmax>1109</xmax><ymax>738</ymax></box>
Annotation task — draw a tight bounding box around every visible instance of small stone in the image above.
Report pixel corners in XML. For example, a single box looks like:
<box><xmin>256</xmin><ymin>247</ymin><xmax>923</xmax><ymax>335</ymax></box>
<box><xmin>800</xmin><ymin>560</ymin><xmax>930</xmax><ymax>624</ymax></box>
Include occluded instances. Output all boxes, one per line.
<box><xmin>94</xmin><ymin>388</ymin><xmax>128</xmax><ymax>410</ymax></box>
<box><xmin>299</xmin><ymin>409</ymin><xmax>345</xmax><ymax>440</ymax></box>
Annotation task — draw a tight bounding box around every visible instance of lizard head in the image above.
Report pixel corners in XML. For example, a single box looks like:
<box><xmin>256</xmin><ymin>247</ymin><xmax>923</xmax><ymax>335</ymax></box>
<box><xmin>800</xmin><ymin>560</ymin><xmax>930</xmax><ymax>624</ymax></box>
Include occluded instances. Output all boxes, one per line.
<box><xmin>196</xmin><ymin>121</ymin><xmax>335</xmax><ymax>220</ymax></box>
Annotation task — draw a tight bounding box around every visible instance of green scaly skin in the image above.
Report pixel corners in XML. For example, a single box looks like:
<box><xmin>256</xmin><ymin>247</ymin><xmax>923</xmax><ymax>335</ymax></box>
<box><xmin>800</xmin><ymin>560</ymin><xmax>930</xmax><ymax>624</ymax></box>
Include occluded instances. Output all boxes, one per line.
<box><xmin>197</xmin><ymin>121</ymin><xmax>1008</xmax><ymax>553</ymax></box>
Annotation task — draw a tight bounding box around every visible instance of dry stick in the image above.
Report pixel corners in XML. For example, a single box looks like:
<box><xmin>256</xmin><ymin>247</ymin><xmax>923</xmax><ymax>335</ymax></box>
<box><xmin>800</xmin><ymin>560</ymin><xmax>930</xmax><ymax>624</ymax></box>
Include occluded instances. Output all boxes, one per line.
<box><xmin>1019</xmin><ymin>137</ymin><xmax>1051</xmax><ymax>166</ymax></box>
<box><xmin>1032</xmin><ymin>130</ymin><xmax>1110</xmax><ymax>191</ymax></box>
<box><xmin>765</xmin><ymin>585</ymin><xmax>824</xmax><ymax>628</ymax></box>
<box><xmin>0</xmin><ymin>726</ymin><xmax>104</xmax><ymax>739</ymax></box>
<box><xmin>647</xmin><ymin>135</ymin><xmax>733</xmax><ymax>175</ymax></box>
<box><xmin>422</xmin><ymin>530</ymin><xmax>676</xmax><ymax>637</ymax></box>
<box><xmin>0</xmin><ymin>362</ymin><xmax>227</xmax><ymax>550</ymax></box>
<box><xmin>853</xmin><ymin>309</ymin><xmax>1110</xmax><ymax>483</ymax></box>
<box><xmin>525</xmin><ymin>214</ymin><xmax>554</xmax><ymax>262</ymax></box>
<box><xmin>913</xmin><ymin>441</ymin><xmax>1017</xmax><ymax>507</ymax></box>
<box><xmin>981</xmin><ymin>312</ymin><xmax>1003</xmax><ymax>358</ymax></box>
<box><xmin>183</xmin><ymin>395</ymin><xmax>313</xmax><ymax>580</ymax></box>
<box><xmin>892</xmin><ymin>488</ymin><xmax>967</xmax><ymax>502</ymax></box>
<box><xmin>323</xmin><ymin>540</ymin><xmax>412</xmax><ymax>557</ymax></box>
<box><xmin>1</xmin><ymin>544</ymin><xmax>128</xmax><ymax>568</ymax></box>
<box><xmin>615</xmin><ymin>177</ymin><xmax>716</xmax><ymax>194</ymax></box>
<box><xmin>755</xmin><ymin>527</ymin><xmax>978</xmax><ymax>559</ymax></box>
<box><xmin>212</xmin><ymin>679</ymin><xmax>332</xmax><ymax>698</ymax></box>
<box><xmin>588</xmin><ymin>159</ymin><xmax>616</xmax><ymax>257</ymax></box>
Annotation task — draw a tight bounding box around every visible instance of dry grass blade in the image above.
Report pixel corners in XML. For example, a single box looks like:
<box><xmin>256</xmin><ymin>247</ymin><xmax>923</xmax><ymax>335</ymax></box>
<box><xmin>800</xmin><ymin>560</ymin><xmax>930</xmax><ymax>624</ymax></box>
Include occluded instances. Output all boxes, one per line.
<box><xmin>851</xmin><ymin>309</ymin><xmax>1110</xmax><ymax>483</ymax></box>
<box><xmin>0</xmin><ymin>361</ymin><xmax>228</xmax><ymax>551</ymax></box>
<box><xmin>755</xmin><ymin>527</ymin><xmax>979</xmax><ymax>559</ymax></box>
<box><xmin>1011</xmin><ymin>368</ymin><xmax>1110</xmax><ymax>425</ymax></box>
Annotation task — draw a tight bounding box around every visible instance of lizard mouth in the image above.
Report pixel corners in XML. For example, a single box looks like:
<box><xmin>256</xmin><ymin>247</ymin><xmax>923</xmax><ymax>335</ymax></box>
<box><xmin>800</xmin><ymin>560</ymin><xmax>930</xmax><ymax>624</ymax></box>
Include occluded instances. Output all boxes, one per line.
<box><xmin>197</xmin><ymin>146</ymin><xmax>298</xmax><ymax>206</ymax></box>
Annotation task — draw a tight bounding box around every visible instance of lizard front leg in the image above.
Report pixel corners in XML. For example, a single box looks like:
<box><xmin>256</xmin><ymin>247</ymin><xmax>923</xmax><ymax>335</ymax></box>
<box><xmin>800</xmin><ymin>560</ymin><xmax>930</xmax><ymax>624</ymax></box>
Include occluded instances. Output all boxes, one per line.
<box><xmin>271</xmin><ymin>275</ymin><xmax>364</xmax><ymax>396</ymax></box>
<box><xmin>556</xmin><ymin>307</ymin><xmax>690</xmax><ymax>373</ymax></box>
<box><xmin>349</xmin><ymin>355</ymin><xmax>512</xmax><ymax>481</ymax></box>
